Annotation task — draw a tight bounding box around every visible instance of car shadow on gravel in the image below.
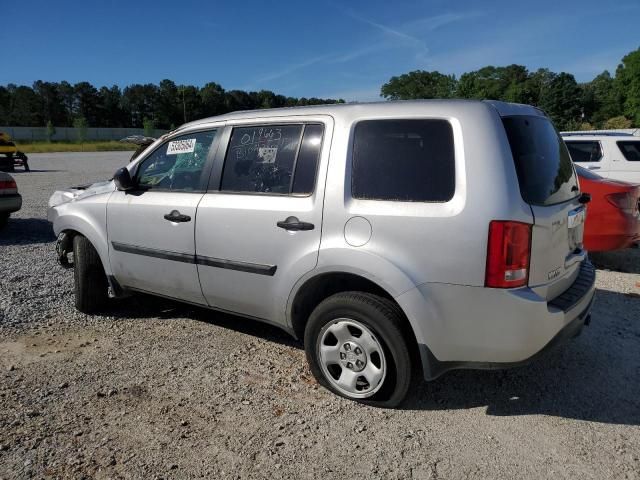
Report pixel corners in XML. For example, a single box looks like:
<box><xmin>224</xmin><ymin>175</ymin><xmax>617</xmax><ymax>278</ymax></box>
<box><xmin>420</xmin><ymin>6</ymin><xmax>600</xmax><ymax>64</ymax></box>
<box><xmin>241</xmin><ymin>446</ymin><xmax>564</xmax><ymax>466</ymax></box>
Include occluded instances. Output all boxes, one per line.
<box><xmin>0</xmin><ymin>218</ymin><xmax>55</xmax><ymax>245</ymax></box>
<box><xmin>403</xmin><ymin>289</ymin><xmax>640</xmax><ymax>425</ymax></box>
<box><xmin>590</xmin><ymin>248</ymin><xmax>640</xmax><ymax>274</ymax></box>
<box><xmin>108</xmin><ymin>294</ymin><xmax>298</xmax><ymax>348</ymax></box>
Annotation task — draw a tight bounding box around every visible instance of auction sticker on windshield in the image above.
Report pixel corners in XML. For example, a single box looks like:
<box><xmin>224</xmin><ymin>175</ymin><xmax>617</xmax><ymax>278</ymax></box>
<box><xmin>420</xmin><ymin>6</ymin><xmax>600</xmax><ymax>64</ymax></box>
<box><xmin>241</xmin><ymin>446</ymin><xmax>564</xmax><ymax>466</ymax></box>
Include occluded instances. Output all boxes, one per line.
<box><xmin>167</xmin><ymin>138</ymin><xmax>196</xmax><ymax>155</ymax></box>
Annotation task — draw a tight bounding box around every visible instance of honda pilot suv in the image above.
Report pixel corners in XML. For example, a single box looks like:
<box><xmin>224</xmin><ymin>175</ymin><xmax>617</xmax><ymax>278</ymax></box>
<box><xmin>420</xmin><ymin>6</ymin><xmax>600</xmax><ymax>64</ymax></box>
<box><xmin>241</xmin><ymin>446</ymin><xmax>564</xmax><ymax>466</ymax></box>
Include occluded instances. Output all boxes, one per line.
<box><xmin>48</xmin><ymin>100</ymin><xmax>595</xmax><ymax>407</ymax></box>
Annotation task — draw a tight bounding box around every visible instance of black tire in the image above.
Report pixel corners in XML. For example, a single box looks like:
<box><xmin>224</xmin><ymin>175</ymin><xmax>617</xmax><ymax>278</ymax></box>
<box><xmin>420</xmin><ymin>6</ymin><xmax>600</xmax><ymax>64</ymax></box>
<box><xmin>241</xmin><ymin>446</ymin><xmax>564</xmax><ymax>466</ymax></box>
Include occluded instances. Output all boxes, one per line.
<box><xmin>73</xmin><ymin>235</ymin><xmax>108</xmax><ymax>313</ymax></box>
<box><xmin>0</xmin><ymin>213</ymin><xmax>8</xmax><ymax>230</ymax></box>
<box><xmin>304</xmin><ymin>291</ymin><xmax>413</xmax><ymax>408</ymax></box>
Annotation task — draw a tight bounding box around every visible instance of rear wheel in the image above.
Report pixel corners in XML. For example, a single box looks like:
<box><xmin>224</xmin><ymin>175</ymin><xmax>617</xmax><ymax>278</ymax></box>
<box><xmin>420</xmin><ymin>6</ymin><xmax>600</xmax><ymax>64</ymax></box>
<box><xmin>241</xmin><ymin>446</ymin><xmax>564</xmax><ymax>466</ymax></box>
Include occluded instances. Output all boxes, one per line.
<box><xmin>304</xmin><ymin>292</ymin><xmax>413</xmax><ymax>408</ymax></box>
<box><xmin>73</xmin><ymin>235</ymin><xmax>108</xmax><ymax>313</ymax></box>
<box><xmin>0</xmin><ymin>213</ymin><xmax>9</xmax><ymax>230</ymax></box>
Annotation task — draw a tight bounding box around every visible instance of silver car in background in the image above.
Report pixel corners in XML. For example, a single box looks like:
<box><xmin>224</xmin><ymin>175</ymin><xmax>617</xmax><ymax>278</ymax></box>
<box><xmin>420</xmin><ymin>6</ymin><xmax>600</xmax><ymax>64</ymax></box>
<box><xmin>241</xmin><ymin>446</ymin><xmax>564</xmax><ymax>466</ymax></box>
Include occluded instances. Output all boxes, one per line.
<box><xmin>48</xmin><ymin>100</ymin><xmax>595</xmax><ymax>406</ymax></box>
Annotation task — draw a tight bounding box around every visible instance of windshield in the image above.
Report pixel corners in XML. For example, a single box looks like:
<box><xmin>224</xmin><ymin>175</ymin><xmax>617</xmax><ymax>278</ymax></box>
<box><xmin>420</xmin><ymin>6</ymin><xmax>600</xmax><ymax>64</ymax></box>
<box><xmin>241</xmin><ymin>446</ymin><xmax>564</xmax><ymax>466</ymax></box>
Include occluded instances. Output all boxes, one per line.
<box><xmin>502</xmin><ymin>115</ymin><xmax>579</xmax><ymax>206</ymax></box>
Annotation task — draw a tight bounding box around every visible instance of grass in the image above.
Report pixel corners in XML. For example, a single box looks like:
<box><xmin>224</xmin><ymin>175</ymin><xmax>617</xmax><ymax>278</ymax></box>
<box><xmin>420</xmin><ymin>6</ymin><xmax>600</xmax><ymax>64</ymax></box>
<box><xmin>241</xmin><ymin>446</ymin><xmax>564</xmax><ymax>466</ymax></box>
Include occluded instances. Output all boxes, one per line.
<box><xmin>17</xmin><ymin>141</ymin><xmax>136</xmax><ymax>153</ymax></box>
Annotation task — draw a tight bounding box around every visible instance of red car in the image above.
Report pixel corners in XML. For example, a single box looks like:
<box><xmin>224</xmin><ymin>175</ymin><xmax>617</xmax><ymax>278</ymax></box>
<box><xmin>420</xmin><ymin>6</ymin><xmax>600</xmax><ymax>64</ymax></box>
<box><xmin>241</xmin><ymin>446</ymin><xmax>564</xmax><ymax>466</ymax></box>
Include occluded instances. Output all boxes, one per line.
<box><xmin>576</xmin><ymin>165</ymin><xmax>640</xmax><ymax>252</ymax></box>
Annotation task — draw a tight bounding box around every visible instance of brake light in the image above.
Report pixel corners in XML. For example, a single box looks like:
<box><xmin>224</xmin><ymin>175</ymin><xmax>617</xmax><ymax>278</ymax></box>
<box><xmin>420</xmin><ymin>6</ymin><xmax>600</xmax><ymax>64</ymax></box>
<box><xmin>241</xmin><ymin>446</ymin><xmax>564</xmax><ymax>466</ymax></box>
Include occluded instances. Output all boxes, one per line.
<box><xmin>485</xmin><ymin>221</ymin><xmax>532</xmax><ymax>288</ymax></box>
<box><xmin>606</xmin><ymin>192</ymin><xmax>638</xmax><ymax>215</ymax></box>
<box><xmin>0</xmin><ymin>180</ymin><xmax>17</xmax><ymax>190</ymax></box>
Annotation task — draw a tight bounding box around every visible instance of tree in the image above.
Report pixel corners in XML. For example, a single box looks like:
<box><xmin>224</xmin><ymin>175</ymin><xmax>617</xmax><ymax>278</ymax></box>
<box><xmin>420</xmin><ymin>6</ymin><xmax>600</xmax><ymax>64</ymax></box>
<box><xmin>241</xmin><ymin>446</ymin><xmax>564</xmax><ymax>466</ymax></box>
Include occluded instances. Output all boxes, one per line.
<box><xmin>46</xmin><ymin>120</ymin><xmax>56</xmax><ymax>142</ymax></box>
<box><xmin>33</xmin><ymin>81</ymin><xmax>66</xmax><ymax>126</ymax></box>
<box><xmin>538</xmin><ymin>73</ymin><xmax>582</xmax><ymax>130</ymax></box>
<box><xmin>381</xmin><ymin>70</ymin><xmax>457</xmax><ymax>100</ymax></box>
<box><xmin>603</xmin><ymin>116</ymin><xmax>632</xmax><ymax>129</ymax></box>
<box><xmin>457</xmin><ymin>65</ymin><xmax>529</xmax><ymax>101</ymax></box>
<box><xmin>614</xmin><ymin>48</ymin><xmax>640</xmax><ymax>126</ymax></box>
<box><xmin>98</xmin><ymin>85</ymin><xmax>126</xmax><ymax>127</ymax></box>
<box><xmin>156</xmin><ymin>79</ymin><xmax>180</xmax><ymax>128</ymax></box>
<box><xmin>73</xmin><ymin>117</ymin><xmax>88</xmax><ymax>143</ymax></box>
<box><xmin>199</xmin><ymin>82</ymin><xmax>226</xmax><ymax>118</ymax></box>
<box><xmin>143</xmin><ymin>118</ymin><xmax>155</xmax><ymax>136</ymax></box>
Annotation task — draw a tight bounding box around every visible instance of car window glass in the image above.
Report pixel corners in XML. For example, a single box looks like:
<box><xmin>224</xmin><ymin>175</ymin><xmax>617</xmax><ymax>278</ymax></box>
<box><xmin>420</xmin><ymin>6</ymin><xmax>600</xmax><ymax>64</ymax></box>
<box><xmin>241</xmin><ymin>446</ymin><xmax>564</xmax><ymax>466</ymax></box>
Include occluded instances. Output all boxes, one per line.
<box><xmin>502</xmin><ymin>116</ymin><xmax>578</xmax><ymax>206</ymax></box>
<box><xmin>565</xmin><ymin>141</ymin><xmax>602</xmax><ymax>162</ymax></box>
<box><xmin>136</xmin><ymin>130</ymin><xmax>217</xmax><ymax>191</ymax></box>
<box><xmin>617</xmin><ymin>141</ymin><xmax>640</xmax><ymax>161</ymax></box>
<box><xmin>351</xmin><ymin>119</ymin><xmax>455</xmax><ymax>202</ymax></box>
<box><xmin>292</xmin><ymin>124</ymin><xmax>324</xmax><ymax>195</ymax></box>
<box><xmin>221</xmin><ymin>125</ymin><xmax>303</xmax><ymax>194</ymax></box>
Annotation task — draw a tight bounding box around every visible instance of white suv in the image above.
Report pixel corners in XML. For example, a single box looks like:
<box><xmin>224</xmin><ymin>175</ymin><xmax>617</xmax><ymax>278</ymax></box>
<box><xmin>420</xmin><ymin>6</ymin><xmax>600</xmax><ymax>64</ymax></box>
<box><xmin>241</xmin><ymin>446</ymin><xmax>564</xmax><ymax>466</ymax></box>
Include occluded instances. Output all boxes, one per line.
<box><xmin>49</xmin><ymin>100</ymin><xmax>596</xmax><ymax>406</ymax></box>
<box><xmin>563</xmin><ymin>132</ymin><xmax>640</xmax><ymax>183</ymax></box>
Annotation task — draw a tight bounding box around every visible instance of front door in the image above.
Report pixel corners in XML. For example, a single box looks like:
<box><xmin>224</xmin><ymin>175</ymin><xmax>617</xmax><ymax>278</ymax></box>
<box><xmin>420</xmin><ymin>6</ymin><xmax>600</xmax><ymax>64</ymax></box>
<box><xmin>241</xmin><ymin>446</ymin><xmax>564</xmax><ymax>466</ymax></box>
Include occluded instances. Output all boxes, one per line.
<box><xmin>195</xmin><ymin>121</ymin><xmax>330</xmax><ymax>322</ymax></box>
<box><xmin>107</xmin><ymin>128</ymin><xmax>219</xmax><ymax>304</ymax></box>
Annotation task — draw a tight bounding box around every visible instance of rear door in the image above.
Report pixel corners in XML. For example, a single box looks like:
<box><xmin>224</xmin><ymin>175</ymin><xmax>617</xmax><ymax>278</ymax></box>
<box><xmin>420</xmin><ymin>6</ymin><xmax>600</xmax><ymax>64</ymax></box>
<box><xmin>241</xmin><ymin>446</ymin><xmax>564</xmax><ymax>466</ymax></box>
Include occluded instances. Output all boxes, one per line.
<box><xmin>611</xmin><ymin>140</ymin><xmax>640</xmax><ymax>183</ymax></box>
<box><xmin>107</xmin><ymin>128</ymin><xmax>220</xmax><ymax>304</ymax></box>
<box><xmin>195</xmin><ymin>119</ymin><xmax>330</xmax><ymax>322</ymax></box>
<box><xmin>502</xmin><ymin>116</ymin><xmax>585</xmax><ymax>300</ymax></box>
<box><xmin>564</xmin><ymin>139</ymin><xmax>607</xmax><ymax>175</ymax></box>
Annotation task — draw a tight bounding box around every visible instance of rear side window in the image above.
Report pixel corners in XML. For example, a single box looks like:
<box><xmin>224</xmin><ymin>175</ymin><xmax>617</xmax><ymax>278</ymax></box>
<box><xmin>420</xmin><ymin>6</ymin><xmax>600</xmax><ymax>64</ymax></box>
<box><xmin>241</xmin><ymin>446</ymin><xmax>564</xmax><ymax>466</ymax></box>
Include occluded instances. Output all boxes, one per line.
<box><xmin>351</xmin><ymin>119</ymin><xmax>455</xmax><ymax>202</ymax></box>
<box><xmin>221</xmin><ymin>124</ymin><xmax>323</xmax><ymax>195</ymax></box>
<box><xmin>617</xmin><ymin>141</ymin><xmax>640</xmax><ymax>161</ymax></box>
<box><xmin>565</xmin><ymin>141</ymin><xmax>603</xmax><ymax>162</ymax></box>
<box><xmin>502</xmin><ymin>116</ymin><xmax>578</xmax><ymax>206</ymax></box>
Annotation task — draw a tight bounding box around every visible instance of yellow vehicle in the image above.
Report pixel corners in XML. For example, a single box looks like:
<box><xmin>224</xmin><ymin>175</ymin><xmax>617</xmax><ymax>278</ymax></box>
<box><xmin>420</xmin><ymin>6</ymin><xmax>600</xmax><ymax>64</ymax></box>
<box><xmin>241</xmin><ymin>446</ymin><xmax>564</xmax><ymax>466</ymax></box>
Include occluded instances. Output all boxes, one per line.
<box><xmin>0</xmin><ymin>132</ymin><xmax>30</xmax><ymax>172</ymax></box>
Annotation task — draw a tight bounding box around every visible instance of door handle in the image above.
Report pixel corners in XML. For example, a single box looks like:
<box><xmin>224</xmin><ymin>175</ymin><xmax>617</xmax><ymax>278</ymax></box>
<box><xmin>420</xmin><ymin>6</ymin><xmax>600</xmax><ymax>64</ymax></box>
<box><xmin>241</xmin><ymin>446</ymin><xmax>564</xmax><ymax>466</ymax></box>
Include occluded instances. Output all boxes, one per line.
<box><xmin>277</xmin><ymin>216</ymin><xmax>315</xmax><ymax>231</ymax></box>
<box><xmin>163</xmin><ymin>210</ymin><xmax>191</xmax><ymax>223</ymax></box>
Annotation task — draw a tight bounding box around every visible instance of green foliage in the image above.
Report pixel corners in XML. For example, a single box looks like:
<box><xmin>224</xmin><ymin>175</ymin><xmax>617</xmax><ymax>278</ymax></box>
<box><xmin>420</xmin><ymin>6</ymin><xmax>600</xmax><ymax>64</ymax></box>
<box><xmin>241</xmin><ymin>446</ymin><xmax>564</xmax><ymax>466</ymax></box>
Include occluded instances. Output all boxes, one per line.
<box><xmin>381</xmin><ymin>71</ymin><xmax>457</xmax><ymax>100</ymax></box>
<box><xmin>603</xmin><ymin>116</ymin><xmax>632</xmax><ymax>129</ymax></box>
<box><xmin>73</xmin><ymin>117</ymin><xmax>88</xmax><ymax>143</ymax></box>
<box><xmin>380</xmin><ymin>47</ymin><xmax>640</xmax><ymax>129</ymax></box>
<box><xmin>143</xmin><ymin>118</ymin><xmax>155</xmax><ymax>137</ymax></box>
<box><xmin>45</xmin><ymin>120</ymin><xmax>56</xmax><ymax>142</ymax></box>
<box><xmin>0</xmin><ymin>80</ymin><xmax>342</xmax><ymax>129</ymax></box>
<box><xmin>615</xmin><ymin>49</ymin><xmax>640</xmax><ymax>126</ymax></box>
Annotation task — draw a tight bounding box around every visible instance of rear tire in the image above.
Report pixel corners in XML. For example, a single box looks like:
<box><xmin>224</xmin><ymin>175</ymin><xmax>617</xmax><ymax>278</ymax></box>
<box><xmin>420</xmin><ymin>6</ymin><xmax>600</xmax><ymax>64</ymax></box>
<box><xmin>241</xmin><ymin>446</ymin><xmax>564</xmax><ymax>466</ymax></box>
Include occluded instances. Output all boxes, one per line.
<box><xmin>73</xmin><ymin>235</ymin><xmax>108</xmax><ymax>313</ymax></box>
<box><xmin>304</xmin><ymin>292</ymin><xmax>413</xmax><ymax>408</ymax></box>
<box><xmin>0</xmin><ymin>213</ymin><xmax>9</xmax><ymax>230</ymax></box>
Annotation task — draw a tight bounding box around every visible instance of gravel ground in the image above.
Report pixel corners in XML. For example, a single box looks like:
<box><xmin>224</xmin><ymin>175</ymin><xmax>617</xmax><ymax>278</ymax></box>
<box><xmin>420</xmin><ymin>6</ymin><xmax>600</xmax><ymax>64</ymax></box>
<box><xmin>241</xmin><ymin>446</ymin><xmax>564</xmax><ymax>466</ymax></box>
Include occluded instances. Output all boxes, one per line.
<box><xmin>1</xmin><ymin>152</ymin><xmax>639</xmax><ymax>479</ymax></box>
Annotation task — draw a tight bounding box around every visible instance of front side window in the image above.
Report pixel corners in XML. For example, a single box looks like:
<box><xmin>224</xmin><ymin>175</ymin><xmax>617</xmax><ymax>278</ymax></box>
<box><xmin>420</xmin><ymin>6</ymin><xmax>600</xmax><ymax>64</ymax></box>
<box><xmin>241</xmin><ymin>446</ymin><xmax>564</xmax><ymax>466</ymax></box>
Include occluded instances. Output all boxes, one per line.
<box><xmin>220</xmin><ymin>124</ymin><xmax>324</xmax><ymax>195</ymax></box>
<box><xmin>565</xmin><ymin>141</ymin><xmax>603</xmax><ymax>163</ymax></box>
<box><xmin>136</xmin><ymin>130</ymin><xmax>217</xmax><ymax>191</ymax></box>
<box><xmin>617</xmin><ymin>141</ymin><xmax>640</xmax><ymax>161</ymax></box>
<box><xmin>351</xmin><ymin>119</ymin><xmax>455</xmax><ymax>202</ymax></box>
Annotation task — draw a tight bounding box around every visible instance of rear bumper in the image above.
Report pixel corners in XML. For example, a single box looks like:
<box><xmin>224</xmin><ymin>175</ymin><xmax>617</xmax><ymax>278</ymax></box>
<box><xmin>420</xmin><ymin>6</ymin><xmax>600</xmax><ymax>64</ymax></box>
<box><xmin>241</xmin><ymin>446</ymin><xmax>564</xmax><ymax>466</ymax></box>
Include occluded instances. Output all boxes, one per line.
<box><xmin>397</xmin><ymin>261</ymin><xmax>596</xmax><ymax>380</ymax></box>
<box><xmin>0</xmin><ymin>194</ymin><xmax>22</xmax><ymax>214</ymax></box>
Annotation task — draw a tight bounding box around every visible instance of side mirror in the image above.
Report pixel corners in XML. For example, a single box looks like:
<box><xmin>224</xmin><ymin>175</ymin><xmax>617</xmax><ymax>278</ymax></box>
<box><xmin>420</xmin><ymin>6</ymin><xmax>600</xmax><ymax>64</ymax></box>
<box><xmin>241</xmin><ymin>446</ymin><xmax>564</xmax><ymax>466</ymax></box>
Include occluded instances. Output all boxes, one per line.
<box><xmin>113</xmin><ymin>167</ymin><xmax>135</xmax><ymax>191</ymax></box>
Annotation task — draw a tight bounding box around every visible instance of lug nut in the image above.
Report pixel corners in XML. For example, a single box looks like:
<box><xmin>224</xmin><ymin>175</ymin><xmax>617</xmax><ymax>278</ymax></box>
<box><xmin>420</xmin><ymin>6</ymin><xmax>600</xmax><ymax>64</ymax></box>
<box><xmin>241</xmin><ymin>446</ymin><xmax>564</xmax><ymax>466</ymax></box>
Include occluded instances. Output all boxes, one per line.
<box><xmin>354</xmin><ymin>347</ymin><xmax>362</xmax><ymax>355</ymax></box>
<box><xmin>340</xmin><ymin>352</ymin><xmax>346</xmax><ymax>360</ymax></box>
<box><xmin>344</xmin><ymin>344</ymin><xmax>351</xmax><ymax>351</ymax></box>
<box><xmin>346</xmin><ymin>362</ymin><xmax>353</xmax><ymax>369</ymax></box>
<box><xmin>356</xmin><ymin>360</ymin><xmax>363</xmax><ymax>368</ymax></box>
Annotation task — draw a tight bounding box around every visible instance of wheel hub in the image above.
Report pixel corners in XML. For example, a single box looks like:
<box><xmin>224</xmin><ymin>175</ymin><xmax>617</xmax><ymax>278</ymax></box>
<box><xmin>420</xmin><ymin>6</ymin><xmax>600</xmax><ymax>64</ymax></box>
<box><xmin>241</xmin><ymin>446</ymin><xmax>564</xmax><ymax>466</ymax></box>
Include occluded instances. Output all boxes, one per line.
<box><xmin>339</xmin><ymin>341</ymin><xmax>367</xmax><ymax>372</ymax></box>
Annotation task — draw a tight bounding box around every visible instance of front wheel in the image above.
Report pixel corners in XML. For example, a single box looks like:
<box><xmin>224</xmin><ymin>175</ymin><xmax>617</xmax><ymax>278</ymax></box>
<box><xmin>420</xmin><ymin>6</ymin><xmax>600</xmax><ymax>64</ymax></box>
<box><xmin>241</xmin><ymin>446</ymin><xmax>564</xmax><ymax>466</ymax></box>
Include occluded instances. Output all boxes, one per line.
<box><xmin>304</xmin><ymin>292</ymin><xmax>413</xmax><ymax>408</ymax></box>
<box><xmin>73</xmin><ymin>235</ymin><xmax>108</xmax><ymax>313</ymax></box>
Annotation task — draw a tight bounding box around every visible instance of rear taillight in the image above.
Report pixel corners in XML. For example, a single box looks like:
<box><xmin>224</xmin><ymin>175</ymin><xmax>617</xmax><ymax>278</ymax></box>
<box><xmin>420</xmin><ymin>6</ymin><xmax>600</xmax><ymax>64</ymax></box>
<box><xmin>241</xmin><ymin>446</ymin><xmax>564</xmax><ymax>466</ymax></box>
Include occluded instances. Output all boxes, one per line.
<box><xmin>606</xmin><ymin>191</ymin><xmax>639</xmax><ymax>215</ymax></box>
<box><xmin>0</xmin><ymin>179</ymin><xmax>17</xmax><ymax>190</ymax></box>
<box><xmin>485</xmin><ymin>221</ymin><xmax>532</xmax><ymax>288</ymax></box>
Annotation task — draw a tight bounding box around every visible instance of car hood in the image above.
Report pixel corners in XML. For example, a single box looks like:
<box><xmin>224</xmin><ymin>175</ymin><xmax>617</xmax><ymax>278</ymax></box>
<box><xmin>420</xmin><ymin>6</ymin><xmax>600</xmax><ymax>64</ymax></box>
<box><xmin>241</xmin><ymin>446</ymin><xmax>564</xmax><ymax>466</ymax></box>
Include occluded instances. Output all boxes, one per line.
<box><xmin>48</xmin><ymin>179</ymin><xmax>115</xmax><ymax>208</ymax></box>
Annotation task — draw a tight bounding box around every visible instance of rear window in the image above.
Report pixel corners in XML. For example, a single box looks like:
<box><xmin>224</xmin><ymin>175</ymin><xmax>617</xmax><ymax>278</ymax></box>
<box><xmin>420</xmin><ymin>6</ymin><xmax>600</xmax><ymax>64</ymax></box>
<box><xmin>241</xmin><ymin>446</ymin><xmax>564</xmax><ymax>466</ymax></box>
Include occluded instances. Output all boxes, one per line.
<box><xmin>565</xmin><ymin>141</ymin><xmax>603</xmax><ymax>163</ymax></box>
<box><xmin>502</xmin><ymin>116</ymin><xmax>578</xmax><ymax>206</ymax></box>
<box><xmin>617</xmin><ymin>141</ymin><xmax>640</xmax><ymax>161</ymax></box>
<box><xmin>351</xmin><ymin>119</ymin><xmax>455</xmax><ymax>202</ymax></box>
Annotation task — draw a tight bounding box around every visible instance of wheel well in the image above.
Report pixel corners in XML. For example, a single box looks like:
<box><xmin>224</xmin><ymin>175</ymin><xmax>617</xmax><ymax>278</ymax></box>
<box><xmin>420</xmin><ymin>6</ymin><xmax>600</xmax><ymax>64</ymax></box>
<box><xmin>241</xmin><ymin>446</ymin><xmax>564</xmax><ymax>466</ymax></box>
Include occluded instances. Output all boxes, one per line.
<box><xmin>291</xmin><ymin>272</ymin><xmax>417</xmax><ymax>340</ymax></box>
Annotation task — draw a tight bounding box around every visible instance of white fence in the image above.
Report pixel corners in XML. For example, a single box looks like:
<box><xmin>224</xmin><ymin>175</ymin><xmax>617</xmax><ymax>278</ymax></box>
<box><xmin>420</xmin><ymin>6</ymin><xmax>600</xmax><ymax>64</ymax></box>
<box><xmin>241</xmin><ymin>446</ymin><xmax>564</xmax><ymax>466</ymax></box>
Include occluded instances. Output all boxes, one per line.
<box><xmin>1</xmin><ymin>126</ymin><xmax>168</xmax><ymax>142</ymax></box>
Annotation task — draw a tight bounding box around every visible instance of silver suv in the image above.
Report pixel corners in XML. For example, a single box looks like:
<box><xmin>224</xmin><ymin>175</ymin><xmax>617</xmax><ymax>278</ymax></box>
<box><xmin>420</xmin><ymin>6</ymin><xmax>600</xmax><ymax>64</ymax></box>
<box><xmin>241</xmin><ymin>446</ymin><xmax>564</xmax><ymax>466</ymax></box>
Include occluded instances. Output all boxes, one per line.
<box><xmin>48</xmin><ymin>100</ymin><xmax>596</xmax><ymax>407</ymax></box>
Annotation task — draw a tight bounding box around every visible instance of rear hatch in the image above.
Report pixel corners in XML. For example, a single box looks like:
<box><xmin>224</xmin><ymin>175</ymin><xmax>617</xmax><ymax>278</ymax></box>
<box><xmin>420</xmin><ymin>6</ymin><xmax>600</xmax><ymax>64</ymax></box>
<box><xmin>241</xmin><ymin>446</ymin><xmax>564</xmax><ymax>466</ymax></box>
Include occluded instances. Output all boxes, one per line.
<box><xmin>502</xmin><ymin>115</ymin><xmax>585</xmax><ymax>301</ymax></box>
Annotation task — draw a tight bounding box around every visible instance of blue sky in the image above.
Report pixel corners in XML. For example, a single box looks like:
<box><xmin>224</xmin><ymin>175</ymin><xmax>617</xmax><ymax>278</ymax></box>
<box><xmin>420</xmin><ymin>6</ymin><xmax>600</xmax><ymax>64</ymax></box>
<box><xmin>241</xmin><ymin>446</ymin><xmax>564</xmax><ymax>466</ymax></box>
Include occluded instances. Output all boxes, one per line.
<box><xmin>2</xmin><ymin>0</ymin><xmax>639</xmax><ymax>101</ymax></box>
